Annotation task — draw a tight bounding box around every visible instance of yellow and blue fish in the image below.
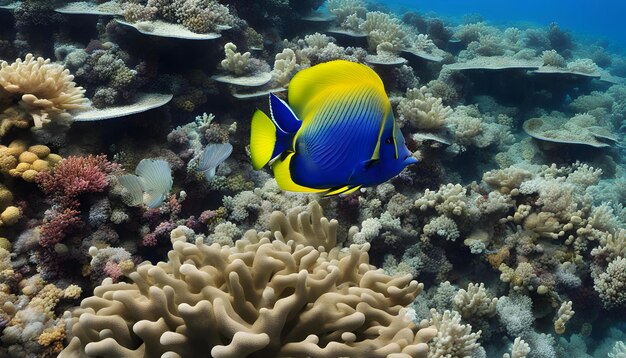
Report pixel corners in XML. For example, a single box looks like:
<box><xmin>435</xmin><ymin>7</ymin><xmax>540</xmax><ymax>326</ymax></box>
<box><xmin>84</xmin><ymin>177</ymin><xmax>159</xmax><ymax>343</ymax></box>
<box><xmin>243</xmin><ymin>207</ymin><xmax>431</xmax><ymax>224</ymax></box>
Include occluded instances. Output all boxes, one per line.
<box><xmin>250</xmin><ymin>60</ymin><xmax>418</xmax><ymax>196</ymax></box>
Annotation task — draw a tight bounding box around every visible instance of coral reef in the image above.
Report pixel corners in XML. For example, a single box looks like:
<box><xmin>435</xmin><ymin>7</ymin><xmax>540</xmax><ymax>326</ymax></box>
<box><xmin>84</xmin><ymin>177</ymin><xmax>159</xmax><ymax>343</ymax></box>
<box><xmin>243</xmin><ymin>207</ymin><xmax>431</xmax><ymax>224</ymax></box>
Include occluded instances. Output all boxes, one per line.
<box><xmin>60</xmin><ymin>204</ymin><xmax>437</xmax><ymax>357</ymax></box>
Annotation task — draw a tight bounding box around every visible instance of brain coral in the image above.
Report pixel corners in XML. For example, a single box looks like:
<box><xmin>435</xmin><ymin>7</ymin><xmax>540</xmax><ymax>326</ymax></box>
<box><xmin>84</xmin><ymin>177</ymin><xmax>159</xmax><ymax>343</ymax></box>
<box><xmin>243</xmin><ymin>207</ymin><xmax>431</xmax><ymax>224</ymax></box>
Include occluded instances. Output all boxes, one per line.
<box><xmin>60</xmin><ymin>202</ymin><xmax>437</xmax><ymax>358</ymax></box>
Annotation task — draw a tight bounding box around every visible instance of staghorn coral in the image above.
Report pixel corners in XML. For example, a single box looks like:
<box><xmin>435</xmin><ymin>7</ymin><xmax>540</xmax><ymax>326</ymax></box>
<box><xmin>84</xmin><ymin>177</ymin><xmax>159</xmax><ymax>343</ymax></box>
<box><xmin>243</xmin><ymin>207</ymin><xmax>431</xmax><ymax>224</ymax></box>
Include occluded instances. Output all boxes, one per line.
<box><xmin>60</xmin><ymin>203</ymin><xmax>437</xmax><ymax>357</ymax></box>
<box><xmin>0</xmin><ymin>54</ymin><xmax>88</xmax><ymax>129</ymax></box>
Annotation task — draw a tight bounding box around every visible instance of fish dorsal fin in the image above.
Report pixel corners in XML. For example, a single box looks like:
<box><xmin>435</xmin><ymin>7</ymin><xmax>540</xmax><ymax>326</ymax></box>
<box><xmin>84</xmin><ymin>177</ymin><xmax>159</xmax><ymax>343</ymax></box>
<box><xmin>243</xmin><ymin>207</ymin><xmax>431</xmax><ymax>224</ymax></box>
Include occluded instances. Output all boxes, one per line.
<box><xmin>288</xmin><ymin>60</ymin><xmax>388</xmax><ymax>120</ymax></box>
<box><xmin>269</xmin><ymin>93</ymin><xmax>301</xmax><ymax>133</ymax></box>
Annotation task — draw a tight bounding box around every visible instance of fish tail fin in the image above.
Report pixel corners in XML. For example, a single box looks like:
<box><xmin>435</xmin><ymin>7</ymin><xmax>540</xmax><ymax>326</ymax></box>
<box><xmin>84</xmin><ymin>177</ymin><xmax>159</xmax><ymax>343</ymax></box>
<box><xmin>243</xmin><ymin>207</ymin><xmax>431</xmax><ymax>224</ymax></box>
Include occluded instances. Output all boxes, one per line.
<box><xmin>250</xmin><ymin>109</ymin><xmax>292</xmax><ymax>170</ymax></box>
<box><xmin>272</xmin><ymin>153</ymin><xmax>326</xmax><ymax>193</ymax></box>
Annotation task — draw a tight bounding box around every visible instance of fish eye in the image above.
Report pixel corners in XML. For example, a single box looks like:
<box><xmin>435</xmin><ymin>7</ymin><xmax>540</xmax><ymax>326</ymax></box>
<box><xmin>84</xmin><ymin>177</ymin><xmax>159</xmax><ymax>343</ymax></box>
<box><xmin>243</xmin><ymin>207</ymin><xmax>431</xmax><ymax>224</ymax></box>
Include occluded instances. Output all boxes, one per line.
<box><xmin>385</xmin><ymin>137</ymin><xmax>393</xmax><ymax>144</ymax></box>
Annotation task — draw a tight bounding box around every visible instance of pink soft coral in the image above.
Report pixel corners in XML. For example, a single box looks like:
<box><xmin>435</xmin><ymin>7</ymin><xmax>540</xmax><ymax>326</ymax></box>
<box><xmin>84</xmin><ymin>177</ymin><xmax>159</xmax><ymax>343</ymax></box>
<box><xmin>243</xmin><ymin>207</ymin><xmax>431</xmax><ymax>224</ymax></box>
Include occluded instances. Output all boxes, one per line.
<box><xmin>39</xmin><ymin>207</ymin><xmax>81</xmax><ymax>247</ymax></box>
<box><xmin>36</xmin><ymin>154</ymin><xmax>118</xmax><ymax>206</ymax></box>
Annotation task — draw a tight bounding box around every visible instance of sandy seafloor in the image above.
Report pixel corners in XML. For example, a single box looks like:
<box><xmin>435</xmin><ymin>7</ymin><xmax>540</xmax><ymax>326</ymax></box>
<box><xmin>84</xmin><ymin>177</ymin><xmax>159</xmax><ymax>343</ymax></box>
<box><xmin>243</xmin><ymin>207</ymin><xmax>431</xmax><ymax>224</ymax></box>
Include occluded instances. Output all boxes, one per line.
<box><xmin>0</xmin><ymin>0</ymin><xmax>624</xmax><ymax>357</ymax></box>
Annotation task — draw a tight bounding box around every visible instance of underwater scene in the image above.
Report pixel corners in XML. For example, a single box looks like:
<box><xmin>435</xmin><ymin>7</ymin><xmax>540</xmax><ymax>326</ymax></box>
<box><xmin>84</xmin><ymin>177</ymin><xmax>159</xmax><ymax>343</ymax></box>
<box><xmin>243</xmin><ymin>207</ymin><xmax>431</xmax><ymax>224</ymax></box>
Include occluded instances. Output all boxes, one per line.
<box><xmin>0</xmin><ymin>0</ymin><xmax>624</xmax><ymax>357</ymax></box>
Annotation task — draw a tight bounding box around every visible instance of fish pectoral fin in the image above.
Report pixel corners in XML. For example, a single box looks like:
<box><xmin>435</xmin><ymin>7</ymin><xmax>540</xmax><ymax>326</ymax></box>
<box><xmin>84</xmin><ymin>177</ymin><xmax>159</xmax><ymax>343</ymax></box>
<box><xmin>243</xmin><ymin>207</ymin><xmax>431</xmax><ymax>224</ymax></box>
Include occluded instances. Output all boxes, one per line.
<box><xmin>272</xmin><ymin>152</ymin><xmax>326</xmax><ymax>193</ymax></box>
<box><xmin>361</xmin><ymin>159</ymin><xmax>378</xmax><ymax>171</ymax></box>
<box><xmin>270</xmin><ymin>92</ymin><xmax>302</xmax><ymax>133</ymax></box>
<box><xmin>324</xmin><ymin>185</ymin><xmax>362</xmax><ymax>197</ymax></box>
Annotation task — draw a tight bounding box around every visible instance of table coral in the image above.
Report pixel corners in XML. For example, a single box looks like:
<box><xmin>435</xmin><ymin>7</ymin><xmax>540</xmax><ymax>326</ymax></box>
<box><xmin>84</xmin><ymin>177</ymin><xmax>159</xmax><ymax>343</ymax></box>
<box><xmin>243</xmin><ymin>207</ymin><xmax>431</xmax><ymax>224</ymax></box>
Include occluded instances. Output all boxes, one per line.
<box><xmin>60</xmin><ymin>203</ymin><xmax>437</xmax><ymax>357</ymax></box>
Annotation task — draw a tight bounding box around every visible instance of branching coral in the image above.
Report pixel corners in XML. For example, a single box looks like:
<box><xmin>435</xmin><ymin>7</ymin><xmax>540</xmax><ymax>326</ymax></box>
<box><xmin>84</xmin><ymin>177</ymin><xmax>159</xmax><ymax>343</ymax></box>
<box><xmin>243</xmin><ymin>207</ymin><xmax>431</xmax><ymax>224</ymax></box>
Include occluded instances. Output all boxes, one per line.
<box><xmin>427</xmin><ymin>309</ymin><xmax>482</xmax><ymax>357</ymax></box>
<box><xmin>397</xmin><ymin>87</ymin><xmax>453</xmax><ymax>131</ymax></box>
<box><xmin>272</xmin><ymin>48</ymin><xmax>297</xmax><ymax>87</ymax></box>
<box><xmin>553</xmin><ymin>301</ymin><xmax>574</xmax><ymax>334</ymax></box>
<box><xmin>60</xmin><ymin>203</ymin><xmax>437</xmax><ymax>357</ymax></box>
<box><xmin>359</xmin><ymin>11</ymin><xmax>408</xmax><ymax>52</ymax></box>
<box><xmin>0</xmin><ymin>54</ymin><xmax>88</xmax><ymax>129</ymax></box>
<box><xmin>220</xmin><ymin>42</ymin><xmax>251</xmax><ymax>76</ymax></box>
<box><xmin>453</xmin><ymin>283</ymin><xmax>498</xmax><ymax>320</ymax></box>
<box><xmin>594</xmin><ymin>256</ymin><xmax>626</xmax><ymax>309</ymax></box>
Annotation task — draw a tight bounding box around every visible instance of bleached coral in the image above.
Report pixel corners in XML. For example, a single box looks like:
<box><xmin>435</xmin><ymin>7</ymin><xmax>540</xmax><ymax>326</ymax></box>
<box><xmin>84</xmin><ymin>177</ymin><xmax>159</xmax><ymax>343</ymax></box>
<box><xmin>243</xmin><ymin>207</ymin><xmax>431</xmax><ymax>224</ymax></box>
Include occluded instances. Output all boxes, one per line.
<box><xmin>566</xmin><ymin>58</ymin><xmax>599</xmax><ymax>74</ymax></box>
<box><xmin>594</xmin><ymin>256</ymin><xmax>626</xmax><ymax>309</ymax></box>
<box><xmin>422</xmin><ymin>215</ymin><xmax>460</xmax><ymax>242</ymax></box>
<box><xmin>0</xmin><ymin>54</ymin><xmax>88</xmax><ymax>128</ymax></box>
<box><xmin>272</xmin><ymin>48</ymin><xmax>297</xmax><ymax>87</ymax></box>
<box><xmin>60</xmin><ymin>204</ymin><xmax>437</xmax><ymax>357</ymax></box>
<box><xmin>428</xmin><ymin>309</ymin><xmax>482</xmax><ymax>358</ymax></box>
<box><xmin>503</xmin><ymin>337</ymin><xmax>531</xmax><ymax>358</ymax></box>
<box><xmin>453</xmin><ymin>283</ymin><xmax>498</xmax><ymax>320</ymax></box>
<box><xmin>553</xmin><ymin>301</ymin><xmax>574</xmax><ymax>334</ymax></box>
<box><xmin>359</xmin><ymin>11</ymin><xmax>408</xmax><ymax>52</ymax></box>
<box><xmin>415</xmin><ymin>183</ymin><xmax>475</xmax><ymax>217</ymax></box>
<box><xmin>220</xmin><ymin>42</ymin><xmax>251</xmax><ymax>75</ymax></box>
<box><xmin>397</xmin><ymin>86</ymin><xmax>453</xmax><ymax>131</ymax></box>
<box><xmin>327</xmin><ymin>0</ymin><xmax>366</xmax><ymax>24</ymax></box>
<box><xmin>541</xmin><ymin>50</ymin><xmax>566</xmax><ymax>68</ymax></box>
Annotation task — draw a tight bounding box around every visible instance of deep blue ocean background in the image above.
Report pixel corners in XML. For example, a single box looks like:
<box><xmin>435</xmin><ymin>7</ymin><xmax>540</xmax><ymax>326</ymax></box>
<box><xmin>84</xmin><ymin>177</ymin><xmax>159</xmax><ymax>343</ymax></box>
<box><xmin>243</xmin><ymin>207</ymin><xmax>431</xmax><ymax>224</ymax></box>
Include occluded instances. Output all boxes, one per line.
<box><xmin>381</xmin><ymin>0</ymin><xmax>626</xmax><ymax>52</ymax></box>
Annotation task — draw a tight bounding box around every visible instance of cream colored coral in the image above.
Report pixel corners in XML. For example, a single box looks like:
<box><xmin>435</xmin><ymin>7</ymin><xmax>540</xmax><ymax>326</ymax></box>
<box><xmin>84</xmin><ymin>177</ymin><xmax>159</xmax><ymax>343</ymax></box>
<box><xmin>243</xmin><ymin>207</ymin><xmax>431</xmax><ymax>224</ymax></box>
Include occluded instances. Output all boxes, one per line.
<box><xmin>60</xmin><ymin>203</ymin><xmax>436</xmax><ymax>358</ymax></box>
<box><xmin>220</xmin><ymin>42</ymin><xmax>250</xmax><ymax>75</ymax></box>
<box><xmin>453</xmin><ymin>283</ymin><xmax>498</xmax><ymax>320</ymax></box>
<box><xmin>503</xmin><ymin>337</ymin><xmax>530</xmax><ymax>358</ymax></box>
<box><xmin>272</xmin><ymin>48</ymin><xmax>297</xmax><ymax>87</ymax></box>
<box><xmin>359</xmin><ymin>11</ymin><xmax>408</xmax><ymax>51</ymax></box>
<box><xmin>592</xmin><ymin>229</ymin><xmax>626</xmax><ymax>262</ymax></box>
<box><xmin>428</xmin><ymin>309</ymin><xmax>481</xmax><ymax>358</ymax></box>
<box><xmin>0</xmin><ymin>54</ymin><xmax>88</xmax><ymax>127</ymax></box>
<box><xmin>553</xmin><ymin>300</ymin><xmax>574</xmax><ymax>334</ymax></box>
<box><xmin>415</xmin><ymin>183</ymin><xmax>471</xmax><ymax>217</ymax></box>
<box><xmin>397</xmin><ymin>86</ymin><xmax>452</xmax><ymax>131</ymax></box>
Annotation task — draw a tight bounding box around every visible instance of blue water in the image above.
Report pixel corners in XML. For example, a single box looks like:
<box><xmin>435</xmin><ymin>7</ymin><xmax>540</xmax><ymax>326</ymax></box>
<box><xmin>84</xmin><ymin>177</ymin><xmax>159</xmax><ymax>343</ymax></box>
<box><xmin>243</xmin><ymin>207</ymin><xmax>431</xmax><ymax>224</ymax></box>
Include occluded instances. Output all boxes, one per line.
<box><xmin>384</xmin><ymin>0</ymin><xmax>626</xmax><ymax>52</ymax></box>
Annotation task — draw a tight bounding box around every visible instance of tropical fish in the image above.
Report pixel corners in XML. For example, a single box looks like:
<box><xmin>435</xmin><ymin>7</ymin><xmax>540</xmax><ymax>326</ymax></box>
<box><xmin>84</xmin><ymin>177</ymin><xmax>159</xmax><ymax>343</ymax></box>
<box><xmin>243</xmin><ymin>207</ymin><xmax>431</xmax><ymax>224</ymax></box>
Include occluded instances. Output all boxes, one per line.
<box><xmin>250</xmin><ymin>60</ymin><xmax>418</xmax><ymax>196</ymax></box>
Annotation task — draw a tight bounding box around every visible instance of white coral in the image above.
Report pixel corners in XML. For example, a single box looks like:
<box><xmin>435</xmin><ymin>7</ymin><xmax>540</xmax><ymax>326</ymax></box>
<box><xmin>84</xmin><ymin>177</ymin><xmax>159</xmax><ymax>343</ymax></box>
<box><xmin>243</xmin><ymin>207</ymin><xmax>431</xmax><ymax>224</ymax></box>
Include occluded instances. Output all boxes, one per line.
<box><xmin>220</xmin><ymin>42</ymin><xmax>250</xmax><ymax>75</ymax></box>
<box><xmin>397</xmin><ymin>86</ymin><xmax>453</xmax><ymax>131</ymax></box>
<box><xmin>272</xmin><ymin>48</ymin><xmax>297</xmax><ymax>87</ymax></box>
<box><xmin>428</xmin><ymin>309</ymin><xmax>482</xmax><ymax>358</ymax></box>
<box><xmin>453</xmin><ymin>283</ymin><xmax>498</xmax><ymax>319</ymax></box>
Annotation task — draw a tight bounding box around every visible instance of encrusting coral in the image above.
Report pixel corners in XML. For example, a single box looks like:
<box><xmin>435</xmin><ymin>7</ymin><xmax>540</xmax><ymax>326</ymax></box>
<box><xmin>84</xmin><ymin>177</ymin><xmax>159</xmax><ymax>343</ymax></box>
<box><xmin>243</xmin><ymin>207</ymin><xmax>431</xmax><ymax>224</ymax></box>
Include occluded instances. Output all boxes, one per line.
<box><xmin>60</xmin><ymin>202</ymin><xmax>437</xmax><ymax>357</ymax></box>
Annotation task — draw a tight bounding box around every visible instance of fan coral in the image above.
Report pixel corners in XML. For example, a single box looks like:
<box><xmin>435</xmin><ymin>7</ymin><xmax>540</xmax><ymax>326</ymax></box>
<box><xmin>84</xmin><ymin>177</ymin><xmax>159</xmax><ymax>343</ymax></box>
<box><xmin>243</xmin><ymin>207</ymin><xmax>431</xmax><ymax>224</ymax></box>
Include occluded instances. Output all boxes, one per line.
<box><xmin>0</xmin><ymin>54</ymin><xmax>88</xmax><ymax>128</ymax></box>
<box><xmin>60</xmin><ymin>203</ymin><xmax>437</xmax><ymax>357</ymax></box>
